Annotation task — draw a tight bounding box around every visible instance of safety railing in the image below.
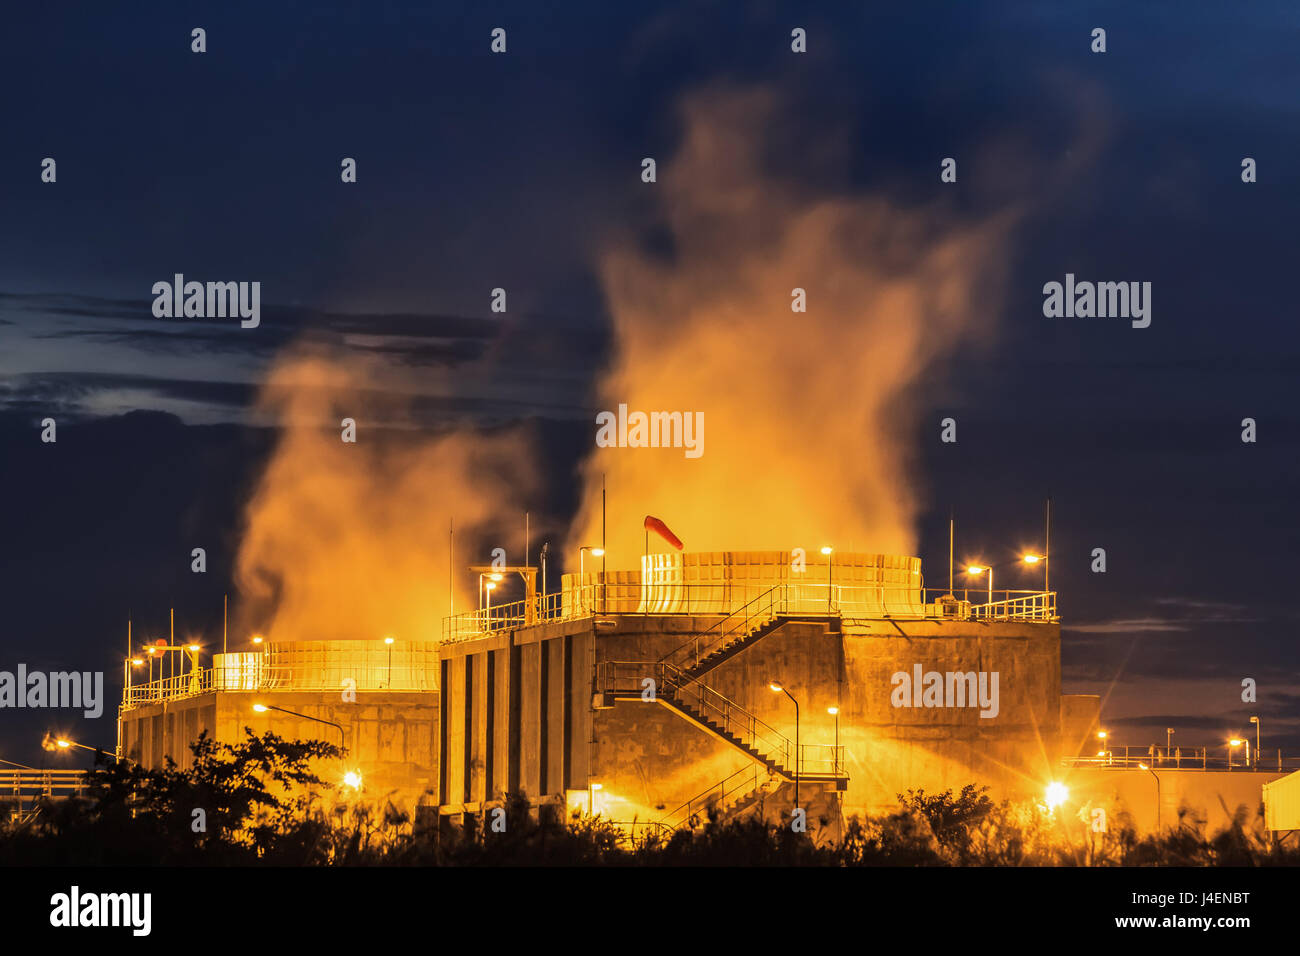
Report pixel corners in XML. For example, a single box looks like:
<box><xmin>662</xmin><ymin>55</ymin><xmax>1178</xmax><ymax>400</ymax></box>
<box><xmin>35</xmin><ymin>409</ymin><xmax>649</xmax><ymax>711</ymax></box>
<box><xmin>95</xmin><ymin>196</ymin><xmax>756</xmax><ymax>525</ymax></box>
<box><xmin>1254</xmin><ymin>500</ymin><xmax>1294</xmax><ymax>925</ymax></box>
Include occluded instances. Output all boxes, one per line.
<box><xmin>606</xmin><ymin>820</ymin><xmax>676</xmax><ymax>845</ymax></box>
<box><xmin>970</xmin><ymin>591</ymin><xmax>1056</xmax><ymax>622</ymax></box>
<box><xmin>1</xmin><ymin>769</ymin><xmax>90</xmax><ymax>821</ymax></box>
<box><xmin>122</xmin><ymin>654</ymin><xmax>440</xmax><ymax>708</ymax></box>
<box><xmin>1062</xmin><ymin>750</ymin><xmax>1300</xmax><ymax>773</ymax></box>
<box><xmin>599</xmin><ymin>660</ymin><xmax>844</xmax><ymax>778</ymax></box>
<box><xmin>442</xmin><ymin>581</ymin><xmax>1058</xmax><ymax>644</ymax></box>
<box><xmin>661</xmin><ymin>585</ymin><xmax>785</xmax><ymax>671</ymax></box>
<box><xmin>659</xmin><ymin>763</ymin><xmax>768</xmax><ymax>829</ymax></box>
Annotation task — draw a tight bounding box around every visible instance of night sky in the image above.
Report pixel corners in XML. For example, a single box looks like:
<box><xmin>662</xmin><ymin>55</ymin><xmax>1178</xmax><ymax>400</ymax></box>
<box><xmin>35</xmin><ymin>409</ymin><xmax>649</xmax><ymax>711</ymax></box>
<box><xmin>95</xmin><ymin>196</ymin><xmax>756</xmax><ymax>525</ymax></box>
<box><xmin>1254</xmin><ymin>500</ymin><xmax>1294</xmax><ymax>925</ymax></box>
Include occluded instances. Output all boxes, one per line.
<box><xmin>2</xmin><ymin>1</ymin><xmax>1297</xmax><ymax>766</ymax></box>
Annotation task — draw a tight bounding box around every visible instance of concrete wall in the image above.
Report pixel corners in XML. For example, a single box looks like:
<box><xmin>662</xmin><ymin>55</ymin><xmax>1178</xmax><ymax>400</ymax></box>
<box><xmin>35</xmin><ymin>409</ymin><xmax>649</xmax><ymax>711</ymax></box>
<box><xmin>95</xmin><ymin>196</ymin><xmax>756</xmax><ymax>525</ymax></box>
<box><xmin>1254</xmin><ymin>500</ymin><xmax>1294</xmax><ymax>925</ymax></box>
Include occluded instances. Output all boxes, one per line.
<box><xmin>119</xmin><ymin>688</ymin><xmax>440</xmax><ymax>811</ymax></box>
<box><xmin>1062</xmin><ymin>767</ymin><xmax>1284</xmax><ymax>835</ymax></box>
<box><xmin>437</xmin><ymin>625</ymin><xmax>591</xmax><ymax>813</ymax></box>
<box><xmin>585</xmin><ymin>614</ymin><xmax>1060</xmax><ymax>823</ymax></box>
<box><xmin>1061</xmin><ymin>694</ymin><xmax>1102</xmax><ymax>759</ymax></box>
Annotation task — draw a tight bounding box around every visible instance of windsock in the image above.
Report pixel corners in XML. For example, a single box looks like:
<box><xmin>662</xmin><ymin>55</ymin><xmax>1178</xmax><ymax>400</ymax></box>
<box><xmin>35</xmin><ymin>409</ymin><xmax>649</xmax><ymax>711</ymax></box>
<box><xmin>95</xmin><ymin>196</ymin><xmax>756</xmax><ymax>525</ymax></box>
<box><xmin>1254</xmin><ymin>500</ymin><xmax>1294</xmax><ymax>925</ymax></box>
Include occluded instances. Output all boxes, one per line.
<box><xmin>643</xmin><ymin>515</ymin><xmax>683</xmax><ymax>551</ymax></box>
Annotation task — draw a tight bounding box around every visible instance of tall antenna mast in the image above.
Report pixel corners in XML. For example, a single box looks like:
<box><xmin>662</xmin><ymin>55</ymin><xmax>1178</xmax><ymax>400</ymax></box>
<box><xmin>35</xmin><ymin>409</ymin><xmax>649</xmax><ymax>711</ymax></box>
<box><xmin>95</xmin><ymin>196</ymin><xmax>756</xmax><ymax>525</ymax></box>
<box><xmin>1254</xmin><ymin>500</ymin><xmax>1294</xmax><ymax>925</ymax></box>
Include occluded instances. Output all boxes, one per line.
<box><xmin>601</xmin><ymin>473</ymin><xmax>607</xmax><ymax>613</ymax></box>
<box><xmin>449</xmin><ymin>517</ymin><xmax>455</xmax><ymax>619</ymax></box>
<box><xmin>525</xmin><ymin>511</ymin><xmax>530</xmax><ymax>569</ymax></box>
<box><xmin>1045</xmin><ymin>496</ymin><xmax>1051</xmax><ymax>596</ymax></box>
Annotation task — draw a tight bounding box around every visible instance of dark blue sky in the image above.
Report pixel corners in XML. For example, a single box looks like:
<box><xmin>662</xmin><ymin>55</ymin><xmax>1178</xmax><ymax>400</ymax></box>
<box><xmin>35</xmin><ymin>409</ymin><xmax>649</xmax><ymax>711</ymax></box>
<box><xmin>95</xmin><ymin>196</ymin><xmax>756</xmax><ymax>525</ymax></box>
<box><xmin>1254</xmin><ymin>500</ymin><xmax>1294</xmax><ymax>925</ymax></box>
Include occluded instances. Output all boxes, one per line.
<box><xmin>2</xmin><ymin>1</ymin><xmax>1298</xmax><ymax>765</ymax></box>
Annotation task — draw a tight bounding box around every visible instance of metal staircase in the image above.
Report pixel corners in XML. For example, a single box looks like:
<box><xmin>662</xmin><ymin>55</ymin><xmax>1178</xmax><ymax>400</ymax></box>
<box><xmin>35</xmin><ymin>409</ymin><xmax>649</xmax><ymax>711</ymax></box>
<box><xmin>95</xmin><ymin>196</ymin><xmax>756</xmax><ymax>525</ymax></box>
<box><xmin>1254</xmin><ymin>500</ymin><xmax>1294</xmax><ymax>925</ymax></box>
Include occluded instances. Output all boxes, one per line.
<box><xmin>659</xmin><ymin>584</ymin><xmax>838</xmax><ymax>681</ymax></box>
<box><xmin>598</xmin><ymin>659</ymin><xmax>846</xmax><ymax>785</ymax></box>
<box><xmin>657</xmin><ymin>763</ymin><xmax>785</xmax><ymax>830</ymax></box>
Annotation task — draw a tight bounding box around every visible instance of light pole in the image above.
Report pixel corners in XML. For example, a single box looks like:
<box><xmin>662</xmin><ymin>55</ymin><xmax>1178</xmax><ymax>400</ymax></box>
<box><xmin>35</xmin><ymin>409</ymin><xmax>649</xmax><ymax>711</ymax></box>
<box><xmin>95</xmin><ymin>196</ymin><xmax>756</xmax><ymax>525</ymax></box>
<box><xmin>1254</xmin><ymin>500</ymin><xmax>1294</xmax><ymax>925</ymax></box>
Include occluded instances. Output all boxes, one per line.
<box><xmin>821</xmin><ymin>547</ymin><xmax>834</xmax><ymax>614</ymax></box>
<box><xmin>478</xmin><ymin>572</ymin><xmax>502</xmax><ymax>628</ymax></box>
<box><xmin>383</xmin><ymin>635</ymin><xmax>395</xmax><ymax>689</ymax></box>
<box><xmin>1228</xmin><ymin>738</ymin><xmax>1242</xmax><ymax>770</ymax></box>
<box><xmin>252</xmin><ymin>703</ymin><xmax>346</xmax><ymax>751</ymax></box>
<box><xmin>1097</xmin><ymin>730</ymin><xmax>1108</xmax><ymax>765</ymax></box>
<box><xmin>579</xmin><ymin>546</ymin><xmax>604</xmax><ymax>614</ymax></box>
<box><xmin>1250</xmin><ymin>716</ymin><xmax>1259</xmax><ymax>769</ymax></box>
<box><xmin>1021</xmin><ymin>553</ymin><xmax>1047</xmax><ymax>615</ymax></box>
<box><xmin>769</xmin><ymin>681</ymin><xmax>800</xmax><ymax>810</ymax></box>
<box><xmin>539</xmin><ymin>542</ymin><xmax>549</xmax><ymax>610</ymax></box>
<box><xmin>966</xmin><ymin>565</ymin><xmax>993</xmax><ymax>605</ymax></box>
<box><xmin>827</xmin><ymin>706</ymin><xmax>840</xmax><ymax>776</ymax></box>
<box><xmin>1138</xmin><ymin>763</ymin><xmax>1161</xmax><ymax>831</ymax></box>
<box><xmin>1166</xmin><ymin>727</ymin><xmax>1174</xmax><ymax>764</ymax></box>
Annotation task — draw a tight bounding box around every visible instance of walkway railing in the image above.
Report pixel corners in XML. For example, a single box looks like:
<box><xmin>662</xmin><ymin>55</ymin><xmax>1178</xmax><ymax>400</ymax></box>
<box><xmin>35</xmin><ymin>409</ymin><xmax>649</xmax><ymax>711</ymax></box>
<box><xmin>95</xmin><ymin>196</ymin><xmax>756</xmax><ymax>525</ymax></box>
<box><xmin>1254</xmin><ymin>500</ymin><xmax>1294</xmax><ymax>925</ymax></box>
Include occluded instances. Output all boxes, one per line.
<box><xmin>442</xmin><ymin>581</ymin><xmax>1057</xmax><ymax>644</ymax></box>
<box><xmin>658</xmin><ymin>763</ymin><xmax>770</xmax><ymax>829</ymax></box>
<box><xmin>1</xmin><ymin>769</ymin><xmax>90</xmax><ymax>821</ymax></box>
<box><xmin>1063</xmin><ymin>751</ymin><xmax>1300</xmax><ymax>773</ymax></box>
<box><xmin>121</xmin><ymin>644</ymin><xmax>441</xmax><ymax>709</ymax></box>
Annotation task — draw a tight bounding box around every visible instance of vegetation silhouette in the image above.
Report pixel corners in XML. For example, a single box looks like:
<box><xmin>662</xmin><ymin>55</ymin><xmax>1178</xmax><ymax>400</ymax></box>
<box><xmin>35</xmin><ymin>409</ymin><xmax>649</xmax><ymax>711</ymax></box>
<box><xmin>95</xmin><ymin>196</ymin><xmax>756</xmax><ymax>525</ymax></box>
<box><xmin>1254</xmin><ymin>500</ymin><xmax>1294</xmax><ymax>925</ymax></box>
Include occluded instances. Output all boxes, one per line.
<box><xmin>4</xmin><ymin>740</ymin><xmax>1297</xmax><ymax>866</ymax></box>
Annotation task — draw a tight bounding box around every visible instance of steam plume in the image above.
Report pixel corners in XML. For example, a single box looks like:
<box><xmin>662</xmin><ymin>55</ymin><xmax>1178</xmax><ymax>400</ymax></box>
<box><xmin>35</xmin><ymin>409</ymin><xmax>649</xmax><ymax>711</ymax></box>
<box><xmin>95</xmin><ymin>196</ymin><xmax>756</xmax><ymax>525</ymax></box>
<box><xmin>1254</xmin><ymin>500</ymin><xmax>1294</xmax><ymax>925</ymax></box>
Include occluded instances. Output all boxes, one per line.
<box><xmin>572</xmin><ymin>87</ymin><xmax>1017</xmax><ymax>561</ymax></box>
<box><xmin>235</xmin><ymin>350</ymin><xmax>535</xmax><ymax>642</ymax></box>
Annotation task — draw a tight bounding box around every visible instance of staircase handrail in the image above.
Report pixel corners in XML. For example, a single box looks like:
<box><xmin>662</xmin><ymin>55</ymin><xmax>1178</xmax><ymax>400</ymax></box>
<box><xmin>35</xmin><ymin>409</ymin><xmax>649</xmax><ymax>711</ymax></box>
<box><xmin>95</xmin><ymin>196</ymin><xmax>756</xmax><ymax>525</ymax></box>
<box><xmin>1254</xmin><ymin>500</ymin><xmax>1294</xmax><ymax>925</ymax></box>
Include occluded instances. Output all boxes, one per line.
<box><xmin>659</xmin><ymin>584</ymin><xmax>786</xmax><ymax>668</ymax></box>
<box><xmin>658</xmin><ymin>763</ymin><xmax>764</xmax><ymax>828</ymax></box>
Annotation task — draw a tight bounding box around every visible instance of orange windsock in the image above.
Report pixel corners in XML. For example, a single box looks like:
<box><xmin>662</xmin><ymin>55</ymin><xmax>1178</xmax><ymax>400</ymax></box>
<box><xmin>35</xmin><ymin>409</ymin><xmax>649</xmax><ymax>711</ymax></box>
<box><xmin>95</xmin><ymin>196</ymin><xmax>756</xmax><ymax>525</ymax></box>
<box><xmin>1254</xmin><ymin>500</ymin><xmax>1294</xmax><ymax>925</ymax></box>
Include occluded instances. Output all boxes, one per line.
<box><xmin>643</xmin><ymin>515</ymin><xmax>684</xmax><ymax>551</ymax></box>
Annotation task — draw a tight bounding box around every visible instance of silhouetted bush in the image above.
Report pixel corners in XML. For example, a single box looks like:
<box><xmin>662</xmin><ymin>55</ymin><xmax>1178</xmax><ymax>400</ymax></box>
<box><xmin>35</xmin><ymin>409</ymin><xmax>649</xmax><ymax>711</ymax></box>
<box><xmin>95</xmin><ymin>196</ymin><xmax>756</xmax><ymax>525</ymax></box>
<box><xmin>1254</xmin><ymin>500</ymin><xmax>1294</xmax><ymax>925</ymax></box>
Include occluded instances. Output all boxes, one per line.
<box><xmin>5</xmin><ymin>747</ymin><xmax>1297</xmax><ymax>867</ymax></box>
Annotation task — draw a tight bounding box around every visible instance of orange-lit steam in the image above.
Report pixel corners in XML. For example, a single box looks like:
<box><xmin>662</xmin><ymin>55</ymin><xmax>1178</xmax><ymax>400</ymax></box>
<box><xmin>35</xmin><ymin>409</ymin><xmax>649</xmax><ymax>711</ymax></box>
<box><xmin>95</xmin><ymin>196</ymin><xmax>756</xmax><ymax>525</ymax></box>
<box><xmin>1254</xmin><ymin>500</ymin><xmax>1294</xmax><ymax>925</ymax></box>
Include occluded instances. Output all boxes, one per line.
<box><xmin>235</xmin><ymin>350</ymin><xmax>535</xmax><ymax>642</ymax></box>
<box><xmin>571</xmin><ymin>88</ymin><xmax>1017</xmax><ymax>561</ymax></box>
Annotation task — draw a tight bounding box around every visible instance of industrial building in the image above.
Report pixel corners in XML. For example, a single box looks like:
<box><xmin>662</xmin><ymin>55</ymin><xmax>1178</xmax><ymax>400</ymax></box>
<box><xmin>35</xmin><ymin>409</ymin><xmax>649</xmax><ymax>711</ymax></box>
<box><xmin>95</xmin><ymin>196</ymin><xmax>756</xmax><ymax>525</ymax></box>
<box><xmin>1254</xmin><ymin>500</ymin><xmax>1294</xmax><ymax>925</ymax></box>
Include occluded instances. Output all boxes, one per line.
<box><xmin>117</xmin><ymin>549</ymin><xmax>1093</xmax><ymax>835</ymax></box>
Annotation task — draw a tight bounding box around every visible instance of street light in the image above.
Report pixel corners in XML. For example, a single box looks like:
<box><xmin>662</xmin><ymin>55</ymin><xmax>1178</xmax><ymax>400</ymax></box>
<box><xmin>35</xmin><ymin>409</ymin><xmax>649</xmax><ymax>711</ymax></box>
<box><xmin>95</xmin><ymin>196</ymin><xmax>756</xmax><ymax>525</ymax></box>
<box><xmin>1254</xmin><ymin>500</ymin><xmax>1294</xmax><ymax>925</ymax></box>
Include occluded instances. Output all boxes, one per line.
<box><xmin>966</xmin><ymin>565</ymin><xmax>993</xmax><ymax>605</ymax></box>
<box><xmin>1228</xmin><ymin>738</ymin><xmax>1243</xmax><ymax>770</ymax></box>
<box><xmin>769</xmin><ymin>680</ymin><xmax>800</xmax><ymax>811</ymax></box>
<box><xmin>820</xmin><ymin>547</ymin><xmax>833</xmax><ymax>614</ymax></box>
<box><xmin>252</xmin><ymin>703</ymin><xmax>346</xmax><ymax>750</ymax></box>
<box><xmin>1250</xmin><ymin>716</ymin><xmax>1259</xmax><ymax>768</ymax></box>
<box><xmin>827</xmin><ymin>706</ymin><xmax>840</xmax><ymax>775</ymax></box>
<box><xmin>1138</xmin><ymin>763</ymin><xmax>1161</xmax><ymax>830</ymax></box>
<box><xmin>1044</xmin><ymin>782</ymin><xmax>1068</xmax><ymax>808</ymax></box>
<box><xmin>383</xmin><ymin>635</ymin><xmax>395</xmax><ymax>689</ymax></box>
<box><xmin>1097</xmin><ymin>730</ymin><xmax>1108</xmax><ymax>765</ymax></box>
<box><xmin>41</xmin><ymin>733</ymin><xmax>129</xmax><ymax>763</ymax></box>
